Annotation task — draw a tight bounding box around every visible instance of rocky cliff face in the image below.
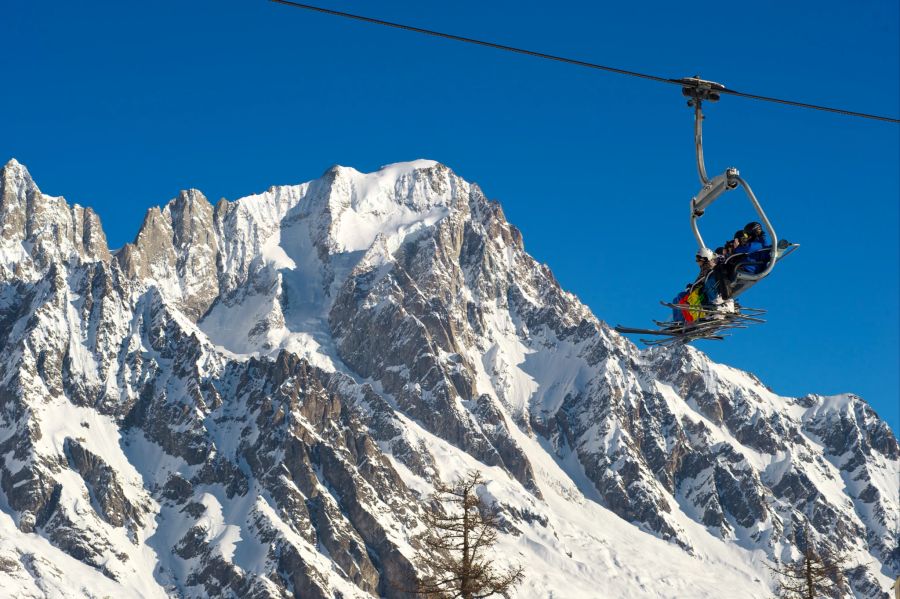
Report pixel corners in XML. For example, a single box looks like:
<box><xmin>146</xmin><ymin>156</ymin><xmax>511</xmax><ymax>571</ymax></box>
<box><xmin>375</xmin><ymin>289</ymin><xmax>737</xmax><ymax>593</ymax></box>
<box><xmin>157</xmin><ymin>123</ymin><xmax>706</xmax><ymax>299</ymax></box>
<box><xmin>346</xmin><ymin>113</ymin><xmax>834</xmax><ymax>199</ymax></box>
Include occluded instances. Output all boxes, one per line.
<box><xmin>0</xmin><ymin>157</ymin><xmax>896</xmax><ymax>598</ymax></box>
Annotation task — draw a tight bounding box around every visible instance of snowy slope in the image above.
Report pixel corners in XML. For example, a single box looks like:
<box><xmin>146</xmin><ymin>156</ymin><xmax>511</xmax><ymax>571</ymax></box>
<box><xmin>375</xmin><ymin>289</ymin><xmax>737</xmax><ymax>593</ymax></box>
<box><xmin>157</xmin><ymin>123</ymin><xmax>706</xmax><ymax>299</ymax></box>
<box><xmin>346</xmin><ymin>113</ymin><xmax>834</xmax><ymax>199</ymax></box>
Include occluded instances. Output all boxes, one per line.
<box><xmin>0</xmin><ymin>157</ymin><xmax>896</xmax><ymax>598</ymax></box>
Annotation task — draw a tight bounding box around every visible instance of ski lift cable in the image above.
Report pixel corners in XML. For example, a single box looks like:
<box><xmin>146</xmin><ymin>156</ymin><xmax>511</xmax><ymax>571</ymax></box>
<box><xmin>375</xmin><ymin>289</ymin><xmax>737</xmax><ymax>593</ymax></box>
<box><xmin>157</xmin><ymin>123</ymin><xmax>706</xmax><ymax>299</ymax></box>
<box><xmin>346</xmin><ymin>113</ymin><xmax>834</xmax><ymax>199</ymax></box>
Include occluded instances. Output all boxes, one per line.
<box><xmin>269</xmin><ymin>0</ymin><xmax>900</xmax><ymax>125</ymax></box>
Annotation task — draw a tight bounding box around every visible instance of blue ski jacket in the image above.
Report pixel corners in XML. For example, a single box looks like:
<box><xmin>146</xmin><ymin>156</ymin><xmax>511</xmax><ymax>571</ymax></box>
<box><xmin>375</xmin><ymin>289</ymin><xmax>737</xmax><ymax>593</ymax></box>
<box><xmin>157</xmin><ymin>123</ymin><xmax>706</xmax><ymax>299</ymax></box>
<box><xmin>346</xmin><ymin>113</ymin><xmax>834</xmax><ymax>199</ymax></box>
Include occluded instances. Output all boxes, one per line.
<box><xmin>745</xmin><ymin>232</ymin><xmax>772</xmax><ymax>274</ymax></box>
<box><xmin>733</xmin><ymin>238</ymin><xmax>768</xmax><ymax>274</ymax></box>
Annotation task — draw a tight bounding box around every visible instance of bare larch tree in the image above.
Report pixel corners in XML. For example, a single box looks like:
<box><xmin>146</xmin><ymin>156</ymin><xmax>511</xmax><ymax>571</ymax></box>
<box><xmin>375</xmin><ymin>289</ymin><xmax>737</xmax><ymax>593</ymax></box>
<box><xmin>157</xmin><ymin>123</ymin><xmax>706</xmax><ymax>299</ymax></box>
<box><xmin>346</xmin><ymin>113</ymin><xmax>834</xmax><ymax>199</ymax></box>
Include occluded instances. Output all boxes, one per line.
<box><xmin>769</xmin><ymin>530</ymin><xmax>853</xmax><ymax>599</ymax></box>
<box><xmin>414</xmin><ymin>471</ymin><xmax>524</xmax><ymax>599</ymax></box>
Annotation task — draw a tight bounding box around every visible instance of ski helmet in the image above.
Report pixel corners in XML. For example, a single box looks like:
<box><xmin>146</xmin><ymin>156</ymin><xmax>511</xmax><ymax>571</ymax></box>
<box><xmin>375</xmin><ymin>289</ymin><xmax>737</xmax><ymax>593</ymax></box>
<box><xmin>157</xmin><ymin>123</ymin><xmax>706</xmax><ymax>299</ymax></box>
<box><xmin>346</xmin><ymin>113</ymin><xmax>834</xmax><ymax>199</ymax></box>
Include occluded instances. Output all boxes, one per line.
<box><xmin>696</xmin><ymin>247</ymin><xmax>715</xmax><ymax>262</ymax></box>
<box><xmin>744</xmin><ymin>221</ymin><xmax>763</xmax><ymax>238</ymax></box>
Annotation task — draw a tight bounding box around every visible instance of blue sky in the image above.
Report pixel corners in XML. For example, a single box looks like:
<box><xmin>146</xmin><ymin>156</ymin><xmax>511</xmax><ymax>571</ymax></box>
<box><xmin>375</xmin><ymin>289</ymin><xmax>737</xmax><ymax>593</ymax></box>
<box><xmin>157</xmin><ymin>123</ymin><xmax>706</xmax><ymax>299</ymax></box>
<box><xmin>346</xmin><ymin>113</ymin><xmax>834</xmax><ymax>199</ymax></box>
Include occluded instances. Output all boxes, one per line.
<box><xmin>2</xmin><ymin>0</ymin><xmax>897</xmax><ymax>432</ymax></box>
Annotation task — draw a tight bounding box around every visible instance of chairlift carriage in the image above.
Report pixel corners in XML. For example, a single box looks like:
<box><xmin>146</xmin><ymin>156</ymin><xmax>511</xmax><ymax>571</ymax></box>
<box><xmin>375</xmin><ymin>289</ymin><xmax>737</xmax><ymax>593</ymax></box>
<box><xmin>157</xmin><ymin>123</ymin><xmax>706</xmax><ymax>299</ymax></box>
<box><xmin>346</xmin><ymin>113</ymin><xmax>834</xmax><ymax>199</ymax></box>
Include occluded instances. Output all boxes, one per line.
<box><xmin>614</xmin><ymin>77</ymin><xmax>800</xmax><ymax>346</ymax></box>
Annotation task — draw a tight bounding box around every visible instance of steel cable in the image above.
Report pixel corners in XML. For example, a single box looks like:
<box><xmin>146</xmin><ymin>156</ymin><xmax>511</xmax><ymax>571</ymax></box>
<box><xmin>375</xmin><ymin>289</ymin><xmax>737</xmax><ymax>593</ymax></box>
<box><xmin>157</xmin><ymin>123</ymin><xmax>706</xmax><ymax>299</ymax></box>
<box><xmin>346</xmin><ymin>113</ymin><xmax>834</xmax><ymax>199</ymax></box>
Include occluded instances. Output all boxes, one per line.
<box><xmin>270</xmin><ymin>0</ymin><xmax>900</xmax><ymax>124</ymax></box>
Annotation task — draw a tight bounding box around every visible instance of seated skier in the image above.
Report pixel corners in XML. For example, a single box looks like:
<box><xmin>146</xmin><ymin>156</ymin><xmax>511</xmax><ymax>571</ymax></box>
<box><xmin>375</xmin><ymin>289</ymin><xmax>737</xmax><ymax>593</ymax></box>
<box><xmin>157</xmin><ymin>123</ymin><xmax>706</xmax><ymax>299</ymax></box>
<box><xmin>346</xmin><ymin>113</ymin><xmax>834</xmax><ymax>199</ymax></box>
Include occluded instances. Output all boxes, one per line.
<box><xmin>740</xmin><ymin>221</ymin><xmax>772</xmax><ymax>274</ymax></box>
<box><xmin>672</xmin><ymin>248</ymin><xmax>719</xmax><ymax>323</ymax></box>
<box><xmin>730</xmin><ymin>229</ymin><xmax>750</xmax><ymax>254</ymax></box>
<box><xmin>720</xmin><ymin>227</ymin><xmax>756</xmax><ymax>281</ymax></box>
<box><xmin>723</xmin><ymin>221</ymin><xmax>771</xmax><ymax>278</ymax></box>
<box><xmin>671</xmin><ymin>285</ymin><xmax>691</xmax><ymax>323</ymax></box>
<box><xmin>702</xmin><ymin>247</ymin><xmax>738</xmax><ymax>316</ymax></box>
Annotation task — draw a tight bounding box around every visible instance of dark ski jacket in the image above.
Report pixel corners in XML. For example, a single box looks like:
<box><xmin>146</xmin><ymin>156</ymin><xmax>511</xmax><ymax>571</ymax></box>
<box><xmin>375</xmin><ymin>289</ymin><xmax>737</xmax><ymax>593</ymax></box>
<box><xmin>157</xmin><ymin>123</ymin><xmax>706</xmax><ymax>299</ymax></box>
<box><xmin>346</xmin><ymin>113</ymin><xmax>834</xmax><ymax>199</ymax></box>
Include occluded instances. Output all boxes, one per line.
<box><xmin>703</xmin><ymin>269</ymin><xmax>723</xmax><ymax>302</ymax></box>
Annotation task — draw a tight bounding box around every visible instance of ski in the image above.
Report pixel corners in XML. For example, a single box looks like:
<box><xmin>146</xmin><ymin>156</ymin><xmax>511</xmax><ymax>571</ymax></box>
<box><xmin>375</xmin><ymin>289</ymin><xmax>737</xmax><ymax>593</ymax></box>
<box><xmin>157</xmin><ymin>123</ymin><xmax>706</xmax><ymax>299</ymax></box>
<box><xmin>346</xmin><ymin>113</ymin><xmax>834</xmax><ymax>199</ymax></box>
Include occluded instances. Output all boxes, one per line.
<box><xmin>615</xmin><ymin>321</ymin><xmax>735</xmax><ymax>338</ymax></box>
<box><xmin>619</xmin><ymin>292</ymin><xmax>773</xmax><ymax>346</ymax></box>
<box><xmin>614</xmin><ymin>326</ymin><xmax>687</xmax><ymax>337</ymax></box>
<box><xmin>641</xmin><ymin>334</ymin><xmax>725</xmax><ymax>346</ymax></box>
<box><xmin>660</xmin><ymin>301</ymin><xmax>766</xmax><ymax>314</ymax></box>
<box><xmin>654</xmin><ymin>314</ymin><xmax>764</xmax><ymax>327</ymax></box>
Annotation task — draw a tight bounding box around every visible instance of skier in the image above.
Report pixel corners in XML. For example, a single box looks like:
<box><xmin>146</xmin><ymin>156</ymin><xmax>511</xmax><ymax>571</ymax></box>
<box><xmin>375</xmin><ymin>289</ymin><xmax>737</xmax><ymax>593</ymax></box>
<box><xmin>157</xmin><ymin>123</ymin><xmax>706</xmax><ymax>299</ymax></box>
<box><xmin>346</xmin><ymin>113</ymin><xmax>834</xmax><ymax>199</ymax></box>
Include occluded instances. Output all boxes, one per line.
<box><xmin>744</xmin><ymin>221</ymin><xmax>767</xmax><ymax>245</ymax></box>
<box><xmin>672</xmin><ymin>248</ymin><xmax>717</xmax><ymax>323</ymax></box>
<box><xmin>741</xmin><ymin>221</ymin><xmax>771</xmax><ymax>274</ymax></box>
<box><xmin>730</xmin><ymin>229</ymin><xmax>750</xmax><ymax>254</ymax></box>
<box><xmin>724</xmin><ymin>222</ymin><xmax>768</xmax><ymax>277</ymax></box>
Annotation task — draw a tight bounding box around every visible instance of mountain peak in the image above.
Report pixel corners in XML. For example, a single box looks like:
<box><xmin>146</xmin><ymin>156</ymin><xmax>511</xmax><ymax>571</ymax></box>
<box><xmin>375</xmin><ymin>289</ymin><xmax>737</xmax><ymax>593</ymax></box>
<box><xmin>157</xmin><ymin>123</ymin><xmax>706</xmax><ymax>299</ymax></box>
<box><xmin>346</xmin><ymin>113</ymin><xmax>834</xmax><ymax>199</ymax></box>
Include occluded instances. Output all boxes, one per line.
<box><xmin>376</xmin><ymin>158</ymin><xmax>440</xmax><ymax>175</ymax></box>
<box><xmin>326</xmin><ymin>158</ymin><xmax>440</xmax><ymax>178</ymax></box>
<box><xmin>3</xmin><ymin>157</ymin><xmax>31</xmax><ymax>178</ymax></box>
<box><xmin>0</xmin><ymin>158</ymin><xmax>110</xmax><ymax>277</ymax></box>
<box><xmin>1</xmin><ymin>158</ymin><xmax>37</xmax><ymax>207</ymax></box>
<box><xmin>314</xmin><ymin>159</ymin><xmax>457</xmax><ymax>253</ymax></box>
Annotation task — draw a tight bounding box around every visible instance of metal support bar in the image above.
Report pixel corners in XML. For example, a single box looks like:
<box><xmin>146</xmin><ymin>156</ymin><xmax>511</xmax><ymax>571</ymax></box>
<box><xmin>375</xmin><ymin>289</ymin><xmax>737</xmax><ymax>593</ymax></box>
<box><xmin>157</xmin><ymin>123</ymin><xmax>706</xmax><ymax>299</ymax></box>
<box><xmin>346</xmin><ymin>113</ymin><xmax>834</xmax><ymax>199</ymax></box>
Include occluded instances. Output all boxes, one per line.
<box><xmin>694</xmin><ymin>100</ymin><xmax>709</xmax><ymax>185</ymax></box>
<box><xmin>681</xmin><ymin>77</ymin><xmax>725</xmax><ymax>187</ymax></box>
<box><xmin>689</xmin><ymin>168</ymin><xmax>740</xmax><ymax>249</ymax></box>
<box><xmin>692</xmin><ymin>168</ymin><xmax>739</xmax><ymax>214</ymax></box>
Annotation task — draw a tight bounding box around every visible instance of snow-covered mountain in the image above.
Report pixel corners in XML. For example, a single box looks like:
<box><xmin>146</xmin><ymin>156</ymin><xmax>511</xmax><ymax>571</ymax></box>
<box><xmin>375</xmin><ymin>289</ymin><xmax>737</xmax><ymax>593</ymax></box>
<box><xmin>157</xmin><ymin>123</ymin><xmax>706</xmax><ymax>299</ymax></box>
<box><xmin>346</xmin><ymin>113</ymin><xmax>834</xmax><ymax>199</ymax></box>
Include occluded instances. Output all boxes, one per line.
<box><xmin>0</xmin><ymin>157</ymin><xmax>896</xmax><ymax>598</ymax></box>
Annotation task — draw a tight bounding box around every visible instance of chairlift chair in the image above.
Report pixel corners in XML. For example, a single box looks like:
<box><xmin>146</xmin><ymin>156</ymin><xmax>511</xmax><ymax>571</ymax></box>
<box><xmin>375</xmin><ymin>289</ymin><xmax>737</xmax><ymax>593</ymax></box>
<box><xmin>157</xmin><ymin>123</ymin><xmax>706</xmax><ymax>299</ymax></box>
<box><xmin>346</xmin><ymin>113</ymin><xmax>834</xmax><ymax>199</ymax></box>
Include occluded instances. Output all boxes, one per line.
<box><xmin>614</xmin><ymin>77</ymin><xmax>799</xmax><ymax>345</ymax></box>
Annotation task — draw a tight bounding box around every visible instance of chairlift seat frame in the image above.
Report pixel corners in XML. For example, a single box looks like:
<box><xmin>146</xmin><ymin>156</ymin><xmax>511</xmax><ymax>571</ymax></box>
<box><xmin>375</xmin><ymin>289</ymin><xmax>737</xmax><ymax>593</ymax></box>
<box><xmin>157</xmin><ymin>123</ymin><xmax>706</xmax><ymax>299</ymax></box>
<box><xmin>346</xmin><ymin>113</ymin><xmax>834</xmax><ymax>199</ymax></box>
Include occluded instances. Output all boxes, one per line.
<box><xmin>683</xmin><ymin>77</ymin><xmax>798</xmax><ymax>298</ymax></box>
<box><xmin>614</xmin><ymin>77</ymin><xmax>799</xmax><ymax>344</ymax></box>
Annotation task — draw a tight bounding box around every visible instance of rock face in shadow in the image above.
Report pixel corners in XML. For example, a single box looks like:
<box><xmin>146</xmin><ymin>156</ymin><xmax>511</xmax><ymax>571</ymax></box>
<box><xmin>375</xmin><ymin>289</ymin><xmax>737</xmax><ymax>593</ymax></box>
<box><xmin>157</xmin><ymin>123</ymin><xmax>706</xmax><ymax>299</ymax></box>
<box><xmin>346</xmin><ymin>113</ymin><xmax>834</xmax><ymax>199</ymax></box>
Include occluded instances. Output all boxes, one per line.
<box><xmin>63</xmin><ymin>438</ymin><xmax>142</xmax><ymax>531</ymax></box>
<box><xmin>0</xmin><ymin>158</ymin><xmax>895</xmax><ymax>598</ymax></box>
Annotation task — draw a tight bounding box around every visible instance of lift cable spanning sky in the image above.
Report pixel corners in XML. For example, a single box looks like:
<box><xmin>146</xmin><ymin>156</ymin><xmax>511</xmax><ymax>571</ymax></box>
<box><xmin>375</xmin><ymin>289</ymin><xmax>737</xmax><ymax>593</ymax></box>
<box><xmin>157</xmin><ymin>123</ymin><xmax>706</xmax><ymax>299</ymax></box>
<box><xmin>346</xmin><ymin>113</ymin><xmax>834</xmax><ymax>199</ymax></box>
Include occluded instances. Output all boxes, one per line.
<box><xmin>269</xmin><ymin>0</ymin><xmax>899</xmax><ymax>125</ymax></box>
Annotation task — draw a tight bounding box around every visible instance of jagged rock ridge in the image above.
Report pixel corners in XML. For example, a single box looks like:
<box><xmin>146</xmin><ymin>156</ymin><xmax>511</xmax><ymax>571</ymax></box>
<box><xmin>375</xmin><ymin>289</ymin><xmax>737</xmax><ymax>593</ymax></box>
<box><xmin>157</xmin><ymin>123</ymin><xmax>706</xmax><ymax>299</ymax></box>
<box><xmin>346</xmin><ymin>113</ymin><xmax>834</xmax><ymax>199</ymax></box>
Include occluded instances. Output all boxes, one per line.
<box><xmin>0</xmin><ymin>157</ymin><xmax>896</xmax><ymax>598</ymax></box>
